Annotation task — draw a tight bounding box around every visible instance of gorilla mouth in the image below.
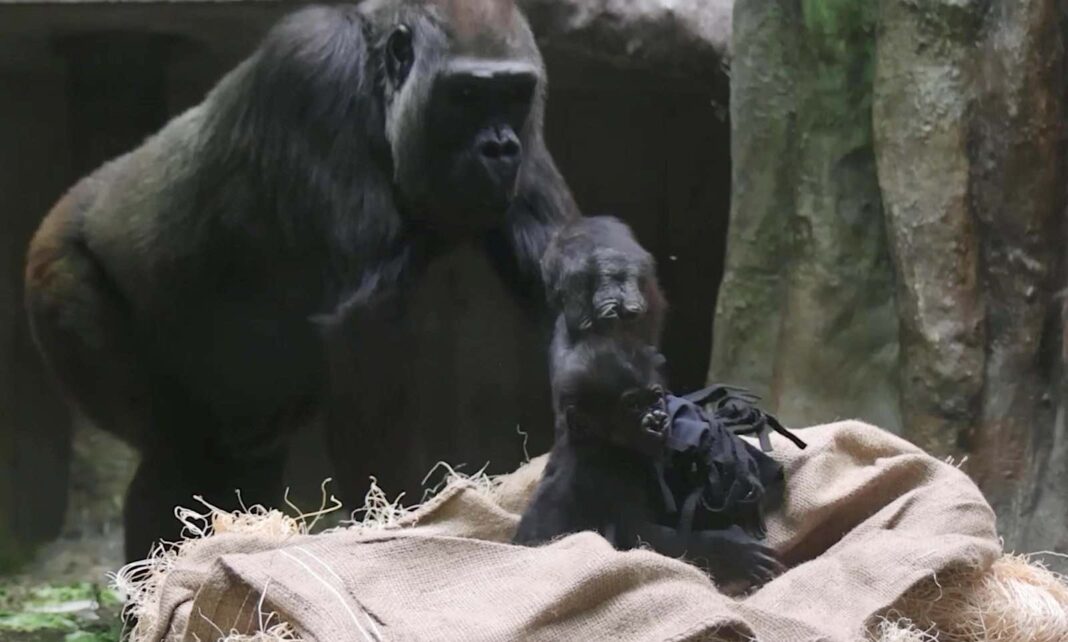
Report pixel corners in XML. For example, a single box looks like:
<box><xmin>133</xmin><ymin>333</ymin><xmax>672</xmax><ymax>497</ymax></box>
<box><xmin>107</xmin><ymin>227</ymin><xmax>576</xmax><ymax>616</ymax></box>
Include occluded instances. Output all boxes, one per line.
<box><xmin>445</xmin><ymin>154</ymin><xmax>521</xmax><ymax>221</ymax></box>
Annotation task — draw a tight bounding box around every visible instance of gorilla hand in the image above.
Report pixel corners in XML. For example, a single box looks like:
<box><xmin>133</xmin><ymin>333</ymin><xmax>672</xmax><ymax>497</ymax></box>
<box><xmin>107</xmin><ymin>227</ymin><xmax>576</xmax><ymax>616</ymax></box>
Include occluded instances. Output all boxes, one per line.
<box><xmin>541</xmin><ymin>216</ymin><xmax>666</xmax><ymax>345</ymax></box>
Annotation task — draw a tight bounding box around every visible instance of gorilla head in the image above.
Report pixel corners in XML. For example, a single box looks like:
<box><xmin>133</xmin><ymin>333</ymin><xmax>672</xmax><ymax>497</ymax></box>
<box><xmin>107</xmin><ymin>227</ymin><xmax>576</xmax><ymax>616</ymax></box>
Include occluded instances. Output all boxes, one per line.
<box><xmin>551</xmin><ymin>334</ymin><xmax>668</xmax><ymax>452</ymax></box>
<box><xmin>366</xmin><ymin>0</ymin><xmax>545</xmax><ymax>228</ymax></box>
<box><xmin>227</xmin><ymin>0</ymin><xmax>552</xmax><ymax>247</ymax></box>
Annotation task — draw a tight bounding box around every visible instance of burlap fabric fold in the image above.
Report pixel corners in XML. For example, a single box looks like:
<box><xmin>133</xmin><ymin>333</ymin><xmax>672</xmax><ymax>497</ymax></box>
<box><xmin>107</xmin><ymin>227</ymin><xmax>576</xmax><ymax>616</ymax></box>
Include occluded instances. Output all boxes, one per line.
<box><xmin>132</xmin><ymin>420</ymin><xmax>1001</xmax><ymax>641</ymax></box>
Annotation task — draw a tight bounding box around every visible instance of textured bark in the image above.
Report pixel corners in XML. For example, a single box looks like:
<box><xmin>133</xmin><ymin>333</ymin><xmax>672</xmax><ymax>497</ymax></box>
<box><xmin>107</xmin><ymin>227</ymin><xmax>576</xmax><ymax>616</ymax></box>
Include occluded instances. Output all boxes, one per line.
<box><xmin>712</xmin><ymin>0</ymin><xmax>899</xmax><ymax>431</ymax></box>
<box><xmin>872</xmin><ymin>0</ymin><xmax>986</xmax><ymax>458</ymax></box>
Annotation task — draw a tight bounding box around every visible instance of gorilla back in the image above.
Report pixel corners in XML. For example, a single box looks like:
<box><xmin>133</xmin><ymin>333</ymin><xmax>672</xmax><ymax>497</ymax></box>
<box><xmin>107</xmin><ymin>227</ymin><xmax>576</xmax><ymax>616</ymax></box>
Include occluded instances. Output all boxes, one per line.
<box><xmin>24</xmin><ymin>0</ymin><xmax>579</xmax><ymax>561</ymax></box>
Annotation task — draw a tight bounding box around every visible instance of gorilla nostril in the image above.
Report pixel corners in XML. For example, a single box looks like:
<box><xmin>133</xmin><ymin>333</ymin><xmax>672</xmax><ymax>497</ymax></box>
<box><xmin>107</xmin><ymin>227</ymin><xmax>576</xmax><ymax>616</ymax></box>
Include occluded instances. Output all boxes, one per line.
<box><xmin>500</xmin><ymin>138</ymin><xmax>520</xmax><ymax>157</ymax></box>
<box><xmin>479</xmin><ymin>140</ymin><xmax>503</xmax><ymax>159</ymax></box>
<box><xmin>478</xmin><ymin>127</ymin><xmax>521</xmax><ymax>161</ymax></box>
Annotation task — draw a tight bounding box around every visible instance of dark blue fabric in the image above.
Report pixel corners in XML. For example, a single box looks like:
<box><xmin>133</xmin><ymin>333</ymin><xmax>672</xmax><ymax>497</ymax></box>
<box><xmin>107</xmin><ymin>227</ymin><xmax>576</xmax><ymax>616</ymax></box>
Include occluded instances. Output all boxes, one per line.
<box><xmin>654</xmin><ymin>394</ymin><xmax>785</xmax><ymax>538</ymax></box>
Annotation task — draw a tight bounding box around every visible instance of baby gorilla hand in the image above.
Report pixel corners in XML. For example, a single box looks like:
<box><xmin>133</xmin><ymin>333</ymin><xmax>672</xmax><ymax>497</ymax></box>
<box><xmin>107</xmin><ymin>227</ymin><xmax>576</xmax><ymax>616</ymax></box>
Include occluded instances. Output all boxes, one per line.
<box><xmin>635</xmin><ymin>522</ymin><xmax>784</xmax><ymax>593</ymax></box>
<box><xmin>691</xmin><ymin>525</ymin><xmax>785</xmax><ymax>591</ymax></box>
<box><xmin>541</xmin><ymin>216</ymin><xmax>665</xmax><ymax>344</ymax></box>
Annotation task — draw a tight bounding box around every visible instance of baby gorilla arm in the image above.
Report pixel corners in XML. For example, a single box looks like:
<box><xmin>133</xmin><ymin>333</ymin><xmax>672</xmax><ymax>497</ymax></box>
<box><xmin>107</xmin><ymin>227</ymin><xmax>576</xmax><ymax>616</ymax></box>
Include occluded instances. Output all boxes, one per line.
<box><xmin>514</xmin><ymin>448</ymin><xmax>601</xmax><ymax>545</ymax></box>
<box><xmin>514</xmin><ymin>440</ymin><xmax>657</xmax><ymax>547</ymax></box>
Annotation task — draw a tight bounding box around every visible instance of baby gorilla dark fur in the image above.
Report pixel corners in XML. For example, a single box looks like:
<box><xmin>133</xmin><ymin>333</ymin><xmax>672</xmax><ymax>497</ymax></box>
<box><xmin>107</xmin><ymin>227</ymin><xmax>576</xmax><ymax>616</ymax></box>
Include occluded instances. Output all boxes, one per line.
<box><xmin>515</xmin><ymin>217</ymin><xmax>797</xmax><ymax>591</ymax></box>
<box><xmin>515</xmin><ymin>337</ymin><xmax>787</xmax><ymax>590</ymax></box>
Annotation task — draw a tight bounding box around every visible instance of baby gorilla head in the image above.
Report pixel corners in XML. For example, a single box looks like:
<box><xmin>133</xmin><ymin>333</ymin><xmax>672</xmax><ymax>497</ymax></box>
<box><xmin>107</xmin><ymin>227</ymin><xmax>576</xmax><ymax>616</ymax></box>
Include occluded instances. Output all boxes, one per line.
<box><xmin>552</xmin><ymin>336</ymin><xmax>669</xmax><ymax>454</ymax></box>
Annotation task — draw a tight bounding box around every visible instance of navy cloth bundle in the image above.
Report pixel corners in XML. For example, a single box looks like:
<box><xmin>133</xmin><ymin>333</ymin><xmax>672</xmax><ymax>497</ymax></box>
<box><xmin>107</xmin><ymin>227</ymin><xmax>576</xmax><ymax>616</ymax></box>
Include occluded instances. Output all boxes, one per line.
<box><xmin>650</xmin><ymin>386</ymin><xmax>807</xmax><ymax>540</ymax></box>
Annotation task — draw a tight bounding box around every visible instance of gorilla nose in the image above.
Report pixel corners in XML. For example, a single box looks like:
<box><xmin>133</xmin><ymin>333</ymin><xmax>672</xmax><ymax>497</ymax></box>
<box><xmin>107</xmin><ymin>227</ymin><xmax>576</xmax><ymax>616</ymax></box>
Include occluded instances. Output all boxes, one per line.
<box><xmin>477</xmin><ymin>127</ymin><xmax>521</xmax><ymax>162</ymax></box>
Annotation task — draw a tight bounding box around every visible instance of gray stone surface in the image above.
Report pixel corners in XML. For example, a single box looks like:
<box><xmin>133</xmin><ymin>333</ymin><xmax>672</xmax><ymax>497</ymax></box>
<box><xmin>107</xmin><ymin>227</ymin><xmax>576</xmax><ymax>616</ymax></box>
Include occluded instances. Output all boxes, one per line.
<box><xmin>711</xmin><ymin>0</ymin><xmax>900</xmax><ymax>432</ymax></box>
<box><xmin>723</xmin><ymin>0</ymin><xmax>1067</xmax><ymax>569</ymax></box>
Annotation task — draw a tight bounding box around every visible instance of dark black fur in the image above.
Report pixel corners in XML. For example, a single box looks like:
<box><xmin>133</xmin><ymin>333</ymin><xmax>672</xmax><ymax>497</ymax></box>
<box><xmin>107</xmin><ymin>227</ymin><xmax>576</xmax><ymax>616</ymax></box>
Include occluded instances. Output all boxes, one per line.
<box><xmin>515</xmin><ymin>337</ymin><xmax>784</xmax><ymax>591</ymax></box>
<box><xmin>24</xmin><ymin>1</ymin><xmax>655</xmax><ymax>561</ymax></box>
<box><xmin>516</xmin><ymin>219</ymin><xmax>782</xmax><ymax>589</ymax></box>
<box><xmin>541</xmin><ymin>216</ymin><xmax>666</xmax><ymax>347</ymax></box>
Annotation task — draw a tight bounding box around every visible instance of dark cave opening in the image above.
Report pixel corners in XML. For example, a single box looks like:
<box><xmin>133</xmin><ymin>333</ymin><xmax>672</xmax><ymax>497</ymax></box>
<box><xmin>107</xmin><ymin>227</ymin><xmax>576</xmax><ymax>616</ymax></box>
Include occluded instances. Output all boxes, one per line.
<box><xmin>543</xmin><ymin>51</ymin><xmax>731</xmax><ymax>392</ymax></box>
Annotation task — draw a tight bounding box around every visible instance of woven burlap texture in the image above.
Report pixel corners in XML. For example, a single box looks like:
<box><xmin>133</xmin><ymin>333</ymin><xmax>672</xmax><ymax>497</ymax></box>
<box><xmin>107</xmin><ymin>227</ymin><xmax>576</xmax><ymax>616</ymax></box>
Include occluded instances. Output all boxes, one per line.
<box><xmin>136</xmin><ymin>420</ymin><xmax>1002</xmax><ymax>642</ymax></box>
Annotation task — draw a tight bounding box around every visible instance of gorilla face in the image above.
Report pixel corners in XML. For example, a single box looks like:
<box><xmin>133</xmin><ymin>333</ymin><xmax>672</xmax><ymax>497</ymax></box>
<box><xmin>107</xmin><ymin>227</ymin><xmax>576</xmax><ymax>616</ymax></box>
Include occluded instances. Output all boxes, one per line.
<box><xmin>371</xmin><ymin>0</ymin><xmax>545</xmax><ymax>230</ymax></box>
<box><xmin>554</xmin><ymin>337</ymin><xmax>668</xmax><ymax>454</ymax></box>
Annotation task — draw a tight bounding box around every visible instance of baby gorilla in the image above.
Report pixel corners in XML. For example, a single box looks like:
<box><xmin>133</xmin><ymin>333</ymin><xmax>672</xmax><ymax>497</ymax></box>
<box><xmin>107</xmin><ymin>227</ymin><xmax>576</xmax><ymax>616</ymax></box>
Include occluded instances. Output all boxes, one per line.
<box><xmin>514</xmin><ymin>335</ymin><xmax>788</xmax><ymax>592</ymax></box>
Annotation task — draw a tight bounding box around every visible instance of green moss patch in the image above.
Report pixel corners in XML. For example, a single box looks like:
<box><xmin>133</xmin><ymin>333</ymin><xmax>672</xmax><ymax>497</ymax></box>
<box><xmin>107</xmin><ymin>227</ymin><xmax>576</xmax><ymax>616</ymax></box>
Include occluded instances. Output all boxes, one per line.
<box><xmin>0</xmin><ymin>581</ymin><xmax>122</xmax><ymax>641</ymax></box>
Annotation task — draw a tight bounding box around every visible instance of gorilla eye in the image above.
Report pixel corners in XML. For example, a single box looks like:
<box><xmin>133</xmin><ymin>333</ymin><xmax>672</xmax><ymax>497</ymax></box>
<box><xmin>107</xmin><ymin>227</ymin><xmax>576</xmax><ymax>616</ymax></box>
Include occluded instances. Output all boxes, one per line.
<box><xmin>386</xmin><ymin>25</ymin><xmax>414</xmax><ymax>86</ymax></box>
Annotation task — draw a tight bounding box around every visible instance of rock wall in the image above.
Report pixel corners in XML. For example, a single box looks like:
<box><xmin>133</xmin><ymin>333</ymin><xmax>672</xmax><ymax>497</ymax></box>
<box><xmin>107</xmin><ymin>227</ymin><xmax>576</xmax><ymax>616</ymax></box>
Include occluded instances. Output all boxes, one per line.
<box><xmin>718</xmin><ymin>0</ymin><xmax>1068</xmax><ymax>565</ymax></box>
<box><xmin>711</xmin><ymin>0</ymin><xmax>901</xmax><ymax>431</ymax></box>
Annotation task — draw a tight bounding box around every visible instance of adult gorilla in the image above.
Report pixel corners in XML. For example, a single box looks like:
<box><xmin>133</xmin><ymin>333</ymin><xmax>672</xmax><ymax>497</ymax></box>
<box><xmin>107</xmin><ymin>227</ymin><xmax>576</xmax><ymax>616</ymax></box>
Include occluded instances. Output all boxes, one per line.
<box><xmin>25</xmin><ymin>0</ymin><xmax>656</xmax><ymax>561</ymax></box>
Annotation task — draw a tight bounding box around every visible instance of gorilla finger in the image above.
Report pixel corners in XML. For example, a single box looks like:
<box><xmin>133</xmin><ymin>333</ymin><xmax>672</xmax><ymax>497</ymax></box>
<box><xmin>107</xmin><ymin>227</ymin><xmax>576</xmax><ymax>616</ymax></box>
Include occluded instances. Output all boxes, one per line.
<box><xmin>620</xmin><ymin>300</ymin><xmax>646</xmax><ymax>319</ymax></box>
<box><xmin>751</xmin><ymin>567</ymin><xmax>776</xmax><ymax>587</ymax></box>
<box><xmin>596</xmin><ymin>301</ymin><xmax>621</xmax><ymax>320</ymax></box>
<box><xmin>755</xmin><ymin>554</ymin><xmax>786</xmax><ymax>578</ymax></box>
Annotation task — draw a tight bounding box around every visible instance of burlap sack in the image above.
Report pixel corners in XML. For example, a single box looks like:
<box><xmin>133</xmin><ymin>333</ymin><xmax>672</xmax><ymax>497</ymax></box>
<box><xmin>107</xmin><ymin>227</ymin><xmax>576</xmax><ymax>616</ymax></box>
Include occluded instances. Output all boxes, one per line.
<box><xmin>132</xmin><ymin>420</ymin><xmax>1001</xmax><ymax>641</ymax></box>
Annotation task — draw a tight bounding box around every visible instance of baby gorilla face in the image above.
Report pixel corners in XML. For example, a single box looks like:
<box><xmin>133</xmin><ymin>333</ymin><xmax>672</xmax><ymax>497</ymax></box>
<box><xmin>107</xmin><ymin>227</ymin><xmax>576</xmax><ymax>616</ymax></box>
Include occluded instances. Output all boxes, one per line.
<box><xmin>555</xmin><ymin>339</ymin><xmax>668</xmax><ymax>454</ymax></box>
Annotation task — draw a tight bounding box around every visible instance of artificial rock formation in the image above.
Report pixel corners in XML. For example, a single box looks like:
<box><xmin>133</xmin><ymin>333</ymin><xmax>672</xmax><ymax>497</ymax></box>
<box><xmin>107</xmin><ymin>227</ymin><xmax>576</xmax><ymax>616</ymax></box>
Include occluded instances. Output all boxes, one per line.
<box><xmin>716</xmin><ymin>0</ymin><xmax>1067</xmax><ymax>564</ymax></box>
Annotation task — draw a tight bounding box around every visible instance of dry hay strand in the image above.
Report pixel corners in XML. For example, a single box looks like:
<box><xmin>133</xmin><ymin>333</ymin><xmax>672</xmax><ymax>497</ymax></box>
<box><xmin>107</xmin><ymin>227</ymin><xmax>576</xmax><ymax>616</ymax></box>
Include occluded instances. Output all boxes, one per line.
<box><xmin>113</xmin><ymin>463</ymin><xmax>502</xmax><ymax>641</ymax></box>
<box><xmin>334</xmin><ymin>460</ymin><xmax>500</xmax><ymax>534</ymax></box>
<box><xmin>113</xmin><ymin>481</ymin><xmax>342</xmax><ymax>642</ymax></box>
<box><xmin>220</xmin><ymin>623</ymin><xmax>303</xmax><ymax>642</ymax></box>
<box><xmin>191</xmin><ymin>577</ymin><xmax>306</xmax><ymax>642</ymax></box>
<box><xmin>873</xmin><ymin>553</ymin><xmax>1068</xmax><ymax>642</ymax></box>
<box><xmin>871</xmin><ymin>617</ymin><xmax>937</xmax><ymax>642</ymax></box>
